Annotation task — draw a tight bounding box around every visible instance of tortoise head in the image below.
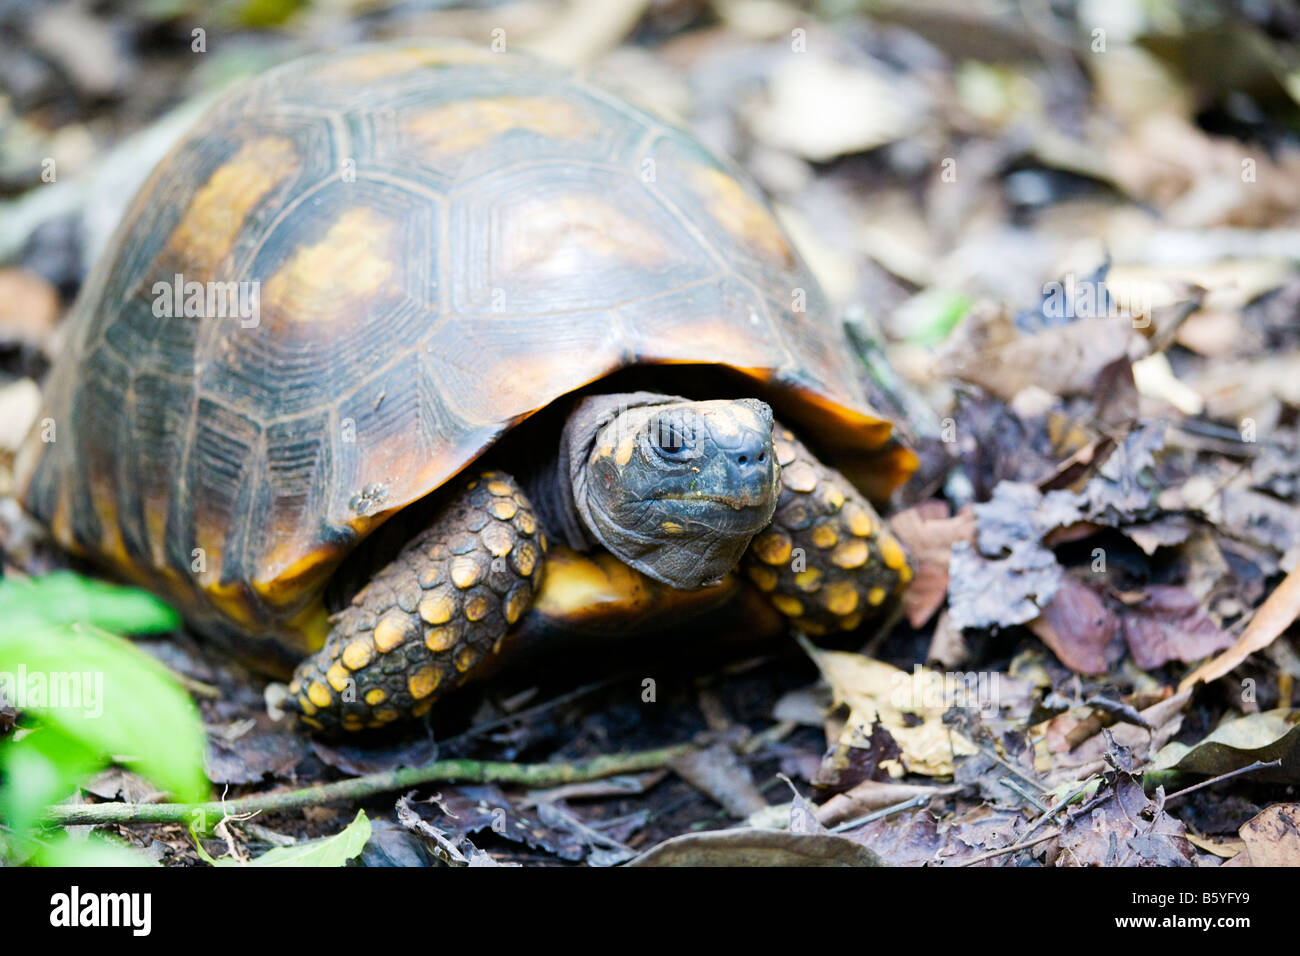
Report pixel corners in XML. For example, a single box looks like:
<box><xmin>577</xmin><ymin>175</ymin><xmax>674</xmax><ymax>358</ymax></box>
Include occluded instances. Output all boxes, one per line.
<box><xmin>571</xmin><ymin>396</ymin><xmax>779</xmax><ymax>589</ymax></box>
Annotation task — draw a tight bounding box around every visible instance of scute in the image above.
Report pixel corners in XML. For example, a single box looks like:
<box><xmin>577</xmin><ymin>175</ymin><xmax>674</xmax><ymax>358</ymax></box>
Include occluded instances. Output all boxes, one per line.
<box><xmin>16</xmin><ymin>40</ymin><xmax>915</xmax><ymax>662</ymax></box>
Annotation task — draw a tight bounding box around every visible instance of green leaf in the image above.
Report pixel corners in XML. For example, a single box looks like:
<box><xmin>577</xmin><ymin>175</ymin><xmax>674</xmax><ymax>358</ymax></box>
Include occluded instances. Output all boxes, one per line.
<box><xmin>1149</xmin><ymin>709</ymin><xmax>1300</xmax><ymax>785</ymax></box>
<box><xmin>36</xmin><ymin>832</ymin><xmax>160</xmax><ymax>867</ymax></box>
<box><xmin>0</xmin><ymin>726</ymin><xmax>105</xmax><ymax>835</ymax></box>
<box><xmin>0</xmin><ymin>572</ymin><xmax>180</xmax><ymax>638</ymax></box>
<box><xmin>213</xmin><ymin>811</ymin><xmax>371</xmax><ymax>867</ymax></box>
<box><xmin>0</xmin><ymin>621</ymin><xmax>209</xmax><ymax>805</ymax></box>
<box><xmin>237</xmin><ymin>0</ymin><xmax>306</xmax><ymax>28</ymax></box>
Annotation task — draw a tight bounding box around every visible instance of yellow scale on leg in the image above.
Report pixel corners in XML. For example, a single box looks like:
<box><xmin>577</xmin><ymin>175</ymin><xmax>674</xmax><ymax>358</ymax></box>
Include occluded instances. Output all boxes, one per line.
<box><xmin>742</xmin><ymin>426</ymin><xmax>911</xmax><ymax>634</ymax></box>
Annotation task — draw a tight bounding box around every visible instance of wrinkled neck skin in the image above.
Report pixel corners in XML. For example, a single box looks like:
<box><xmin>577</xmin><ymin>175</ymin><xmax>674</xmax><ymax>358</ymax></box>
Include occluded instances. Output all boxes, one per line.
<box><xmin>556</xmin><ymin>392</ymin><xmax>779</xmax><ymax>590</ymax></box>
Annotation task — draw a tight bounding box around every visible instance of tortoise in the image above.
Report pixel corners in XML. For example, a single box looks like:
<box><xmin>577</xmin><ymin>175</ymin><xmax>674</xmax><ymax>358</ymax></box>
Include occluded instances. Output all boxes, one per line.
<box><xmin>17</xmin><ymin>42</ymin><xmax>918</xmax><ymax>734</ymax></box>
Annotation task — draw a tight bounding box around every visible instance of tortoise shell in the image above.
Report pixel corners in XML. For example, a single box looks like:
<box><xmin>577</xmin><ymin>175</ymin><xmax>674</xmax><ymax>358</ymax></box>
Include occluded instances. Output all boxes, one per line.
<box><xmin>18</xmin><ymin>42</ymin><xmax>915</xmax><ymax>665</ymax></box>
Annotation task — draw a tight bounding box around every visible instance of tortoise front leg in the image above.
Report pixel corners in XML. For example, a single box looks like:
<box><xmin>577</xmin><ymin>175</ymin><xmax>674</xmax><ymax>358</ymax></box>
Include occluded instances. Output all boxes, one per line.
<box><xmin>286</xmin><ymin>470</ymin><xmax>544</xmax><ymax>733</ymax></box>
<box><xmin>742</xmin><ymin>424</ymin><xmax>911</xmax><ymax>635</ymax></box>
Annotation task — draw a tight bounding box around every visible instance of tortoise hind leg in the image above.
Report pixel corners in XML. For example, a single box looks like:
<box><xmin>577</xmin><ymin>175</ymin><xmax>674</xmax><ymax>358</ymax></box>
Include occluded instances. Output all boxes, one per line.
<box><xmin>286</xmin><ymin>470</ymin><xmax>545</xmax><ymax>734</ymax></box>
<box><xmin>742</xmin><ymin>424</ymin><xmax>911</xmax><ymax>635</ymax></box>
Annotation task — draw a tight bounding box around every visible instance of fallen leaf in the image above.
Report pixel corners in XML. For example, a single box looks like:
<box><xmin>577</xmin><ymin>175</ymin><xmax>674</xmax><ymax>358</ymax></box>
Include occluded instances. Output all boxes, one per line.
<box><xmin>1151</xmin><ymin>709</ymin><xmax>1300</xmax><ymax>784</ymax></box>
<box><xmin>433</xmin><ymin>784</ymin><xmax>586</xmax><ymax>861</ymax></box>
<box><xmin>1237</xmin><ymin>803</ymin><xmax>1300</xmax><ymax>866</ymax></box>
<box><xmin>1072</xmin><ymin>424</ymin><xmax>1166</xmax><ymax>526</ymax></box>
<box><xmin>939</xmin><ymin>307</ymin><xmax>1142</xmax><ymax>402</ymax></box>
<box><xmin>1056</xmin><ymin>773</ymin><xmax>1196</xmax><ymax>866</ymax></box>
<box><xmin>889</xmin><ymin>501</ymin><xmax>976</xmax><ymax>627</ymax></box>
<box><xmin>310</xmin><ymin>732</ymin><xmax>438</xmax><ymax>777</ymax></box>
<box><xmin>1184</xmin><ymin>831</ymin><xmax>1246</xmax><ymax>861</ymax></box>
<box><xmin>359</xmin><ymin>819</ymin><xmax>440</xmax><ymax>868</ymax></box>
<box><xmin>812</xmin><ymin>720</ymin><xmax>902</xmax><ymax>791</ymax></box>
<box><xmin>627</xmin><ymin>828</ymin><xmax>888</xmax><ymax>866</ymax></box>
<box><xmin>800</xmin><ymin>640</ymin><xmax>978</xmax><ymax>776</ymax></box>
<box><xmin>217</xmin><ymin>810</ymin><xmax>370</xmax><ymax>867</ymax></box>
<box><xmin>206</xmin><ymin>730</ymin><xmax>305</xmax><ymax>785</ymax></box>
<box><xmin>932</xmin><ymin>805</ymin><xmax>1031</xmax><ymax>866</ymax></box>
<box><xmin>815</xmin><ymin>780</ymin><xmax>961</xmax><ymax>827</ymax></box>
<box><xmin>947</xmin><ymin>481</ymin><xmax>1066</xmax><ymax>630</ymax></box>
<box><xmin>837</xmin><ymin>808</ymin><xmax>943</xmax><ymax>866</ymax></box>
<box><xmin>1179</xmin><ymin>564</ymin><xmax>1300</xmax><ymax>692</ymax></box>
<box><xmin>746</xmin><ymin>55</ymin><xmax>923</xmax><ymax>161</ymax></box>
<box><xmin>1214</xmin><ymin>487</ymin><xmax>1300</xmax><ymax>563</ymax></box>
<box><xmin>668</xmin><ymin>742</ymin><xmax>767</xmax><ymax>818</ymax></box>
<box><xmin>1035</xmin><ymin>689</ymin><xmax>1191</xmax><ymax>784</ymax></box>
<box><xmin>1029</xmin><ymin>576</ymin><xmax>1121</xmax><ymax>674</ymax></box>
<box><xmin>1120</xmin><ymin>585</ymin><xmax>1235</xmax><ymax>670</ymax></box>
<box><xmin>949</xmin><ymin>537</ymin><xmax>1062</xmax><ymax>630</ymax></box>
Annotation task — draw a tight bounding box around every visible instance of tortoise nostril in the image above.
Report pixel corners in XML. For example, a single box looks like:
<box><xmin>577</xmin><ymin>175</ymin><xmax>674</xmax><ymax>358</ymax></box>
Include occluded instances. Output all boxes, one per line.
<box><xmin>738</xmin><ymin>455</ymin><xmax>747</xmax><ymax>464</ymax></box>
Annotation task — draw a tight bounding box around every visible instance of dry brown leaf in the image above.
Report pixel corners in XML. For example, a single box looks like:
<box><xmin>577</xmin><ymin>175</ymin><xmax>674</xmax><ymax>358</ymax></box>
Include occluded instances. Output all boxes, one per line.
<box><xmin>0</xmin><ymin>379</ymin><xmax>42</xmax><ymax>455</ymax></box>
<box><xmin>1237</xmin><ymin>803</ymin><xmax>1300</xmax><ymax>866</ymax></box>
<box><xmin>627</xmin><ymin>828</ymin><xmax>888</xmax><ymax>866</ymax></box>
<box><xmin>1185</xmin><ymin>832</ymin><xmax>1246</xmax><ymax>860</ymax></box>
<box><xmin>938</xmin><ymin>306</ymin><xmax>1143</xmax><ymax>402</ymax></box>
<box><xmin>0</xmin><ymin>267</ymin><xmax>59</xmax><ymax>350</ymax></box>
<box><xmin>1028</xmin><ymin>576</ymin><xmax>1121</xmax><ymax>675</ymax></box>
<box><xmin>926</xmin><ymin>610</ymin><xmax>968</xmax><ymax>670</ymax></box>
<box><xmin>1107</xmin><ymin>114</ymin><xmax>1300</xmax><ymax>227</ymax></box>
<box><xmin>800</xmin><ymin>639</ymin><xmax>978</xmax><ymax>776</ymax></box>
<box><xmin>890</xmin><ymin>501</ymin><xmax>975</xmax><ymax>627</ymax></box>
<box><xmin>815</xmin><ymin>780</ymin><xmax>960</xmax><ymax>827</ymax></box>
<box><xmin>1034</xmin><ymin>689</ymin><xmax>1191</xmax><ymax>783</ymax></box>
<box><xmin>668</xmin><ymin>742</ymin><xmax>767</xmax><ymax>818</ymax></box>
<box><xmin>1056</xmin><ymin>772</ymin><xmax>1196</xmax><ymax>867</ymax></box>
<box><xmin>1179</xmin><ymin>563</ymin><xmax>1300</xmax><ymax>692</ymax></box>
<box><xmin>746</xmin><ymin>54</ymin><xmax>922</xmax><ymax>161</ymax></box>
<box><xmin>1121</xmin><ymin>585</ymin><xmax>1236</xmax><ymax>670</ymax></box>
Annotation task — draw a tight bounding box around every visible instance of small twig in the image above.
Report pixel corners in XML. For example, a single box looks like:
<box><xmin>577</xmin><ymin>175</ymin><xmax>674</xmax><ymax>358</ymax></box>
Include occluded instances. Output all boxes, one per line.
<box><xmin>956</xmin><ymin>788</ymin><xmax>1111</xmax><ymax>867</ymax></box>
<box><xmin>1020</xmin><ymin>776</ymin><xmax>1098</xmax><ymax>842</ymax></box>
<box><xmin>1162</xmin><ymin>760</ymin><xmax>1283</xmax><ymax>805</ymax></box>
<box><xmin>955</xmin><ymin>827</ymin><xmax>1064</xmax><ymax>866</ymax></box>
<box><xmin>42</xmin><ymin>742</ymin><xmax>699</xmax><ymax>827</ymax></box>
<box><xmin>999</xmin><ymin>777</ymin><xmax>1052</xmax><ymax>814</ymax></box>
<box><xmin>1082</xmin><ymin>696</ymin><xmax>1155</xmax><ymax>732</ymax></box>
<box><xmin>829</xmin><ymin>794</ymin><xmax>931</xmax><ymax>833</ymax></box>
<box><xmin>396</xmin><ymin>793</ymin><xmax>468</xmax><ymax>865</ymax></box>
<box><xmin>977</xmin><ymin>743</ymin><xmax>1046</xmax><ymax>792</ymax></box>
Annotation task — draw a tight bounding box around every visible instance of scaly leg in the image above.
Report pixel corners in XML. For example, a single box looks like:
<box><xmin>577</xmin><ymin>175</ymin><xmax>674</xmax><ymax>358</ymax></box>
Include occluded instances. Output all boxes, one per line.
<box><xmin>286</xmin><ymin>470</ymin><xmax>544</xmax><ymax>733</ymax></box>
<box><xmin>742</xmin><ymin>424</ymin><xmax>911</xmax><ymax>634</ymax></box>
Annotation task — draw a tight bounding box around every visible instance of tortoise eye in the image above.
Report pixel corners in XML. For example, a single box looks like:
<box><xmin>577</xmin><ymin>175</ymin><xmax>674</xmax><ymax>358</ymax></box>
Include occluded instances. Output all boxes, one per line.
<box><xmin>649</xmin><ymin>417</ymin><xmax>695</xmax><ymax>459</ymax></box>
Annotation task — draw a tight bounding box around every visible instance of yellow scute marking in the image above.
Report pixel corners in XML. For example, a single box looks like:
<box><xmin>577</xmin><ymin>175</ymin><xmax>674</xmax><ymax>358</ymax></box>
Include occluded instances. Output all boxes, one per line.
<box><xmin>264</xmin><ymin>207</ymin><xmax>397</xmax><ymax>324</ymax></box>
<box><xmin>166</xmin><ymin>136</ymin><xmax>298</xmax><ymax>271</ymax></box>
<box><xmin>691</xmin><ymin>166</ymin><xmax>793</xmax><ymax>267</ymax></box>
<box><xmin>328</xmin><ymin>46</ymin><xmax>499</xmax><ymax>84</ymax></box>
<box><xmin>502</xmin><ymin>196</ymin><xmax>672</xmax><ymax>276</ymax></box>
<box><xmin>402</xmin><ymin>97</ymin><xmax>594</xmax><ymax>154</ymax></box>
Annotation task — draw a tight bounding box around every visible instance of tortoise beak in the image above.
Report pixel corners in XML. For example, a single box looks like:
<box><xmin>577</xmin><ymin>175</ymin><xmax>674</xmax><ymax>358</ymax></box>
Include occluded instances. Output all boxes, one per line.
<box><xmin>700</xmin><ymin>402</ymin><xmax>777</xmax><ymax>513</ymax></box>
